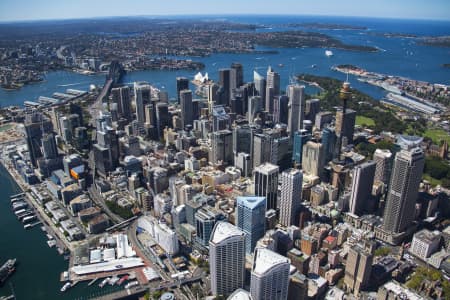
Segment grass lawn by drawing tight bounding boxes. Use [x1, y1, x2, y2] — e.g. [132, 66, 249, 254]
[355, 115, 375, 127]
[423, 174, 442, 186]
[424, 128, 450, 144]
[0, 124, 13, 132]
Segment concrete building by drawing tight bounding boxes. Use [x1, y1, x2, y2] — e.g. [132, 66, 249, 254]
[383, 148, 424, 234]
[250, 247, 290, 300]
[335, 108, 356, 145]
[410, 229, 441, 260]
[373, 149, 393, 184]
[236, 196, 266, 254]
[180, 89, 193, 129]
[287, 85, 305, 136]
[279, 169, 303, 227]
[253, 163, 279, 211]
[210, 222, 246, 297]
[348, 161, 376, 216]
[302, 141, 324, 177]
[137, 216, 179, 255]
[344, 245, 373, 296]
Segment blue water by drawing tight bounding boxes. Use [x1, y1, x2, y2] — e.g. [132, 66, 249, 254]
[0, 16, 449, 107]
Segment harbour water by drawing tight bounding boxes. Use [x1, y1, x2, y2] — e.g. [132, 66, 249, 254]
[0, 15, 449, 299]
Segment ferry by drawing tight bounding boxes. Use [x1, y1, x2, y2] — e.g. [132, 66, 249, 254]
[60, 282, 71, 292]
[325, 50, 334, 57]
[0, 259, 16, 285]
[124, 281, 139, 289]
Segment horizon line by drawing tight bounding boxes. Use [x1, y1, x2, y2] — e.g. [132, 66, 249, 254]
[1, 13, 450, 24]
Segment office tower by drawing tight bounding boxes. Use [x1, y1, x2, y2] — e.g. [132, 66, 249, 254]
[373, 149, 393, 184]
[274, 95, 289, 124]
[176, 77, 189, 104]
[212, 105, 231, 131]
[93, 113, 119, 177]
[195, 207, 222, 247]
[210, 222, 246, 297]
[314, 111, 334, 130]
[287, 85, 305, 136]
[292, 130, 311, 165]
[228, 289, 252, 300]
[344, 245, 373, 296]
[73, 127, 89, 150]
[219, 69, 232, 106]
[335, 108, 356, 145]
[305, 98, 320, 122]
[233, 124, 258, 158]
[265, 86, 274, 114]
[288, 272, 308, 300]
[111, 86, 131, 120]
[253, 133, 274, 168]
[302, 141, 325, 177]
[208, 83, 220, 112]
[250, 248, 290, 300]
[248, 96, 263, 123]
[383, 148, 424, 233]
[266, 66, 280, 97]
[348, 161, 376, 216]
[321, 127, 337, 163]
[24, 111, 53, 167]
[254, 163, 279, 211]
[134, 82, 151, 124]
[273, 136, 292, 171]
[156, 102, 169, 139]
[180, 89, 193, 129]
[41, 132, 58, 159]
[231, 62, 244, 88]
[231, 87, 245, 115]
[279, 169, 303, 227]
[253, 71, 266, 106]
[235, 152, 252, 178]
[237, 196, 266, 254]
[211, 129, 233, 165]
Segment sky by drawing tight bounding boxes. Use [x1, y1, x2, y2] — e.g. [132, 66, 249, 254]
[0, 0, 449, 22]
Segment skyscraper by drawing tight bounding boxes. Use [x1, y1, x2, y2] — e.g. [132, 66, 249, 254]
[134, 82, 151, 125]
[254, 163, 279, 211]
[195, 207, 222, 247]
[274, 95, 289, 124]
[344, 245, 373, 296]
[248, 96, 263, 124]
[211, 130, 233, 165]
[287, 85, 305, 136]
[180, 89, 193, 129]
[253, 71, 266, 107]
[236, 196, 266, 254]
[250, 248, 290, 300]
[219, 68, 232, 106]
[383, 148, 424, 234]
[24, 111, 53, 167]
[111, 86, 131, 120]
[210, 222, 246, 297]
[266, 66, 280, 96]
[156, 102, 169, 139]
[41, 132, 58, 159]
[335, 108, 356, 145]
[348, 161, 376, 216]
[292, 130, 311, 165]
[373, 149, 393, 184]
[231, 62, 244, 88]
[302, 141, 325, 177]
[321, 127, 337, 163]
[176, 77, 189, 104]
[253, 133, 274, 169]
[279, 169, 303, 227]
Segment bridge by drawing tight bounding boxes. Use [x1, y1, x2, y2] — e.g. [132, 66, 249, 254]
[91, 60, 125, 118]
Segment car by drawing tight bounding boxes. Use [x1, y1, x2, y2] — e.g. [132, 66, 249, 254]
[115, 264, 123, 269]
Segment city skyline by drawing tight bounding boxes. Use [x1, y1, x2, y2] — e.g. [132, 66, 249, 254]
[1, 0, 450, 22]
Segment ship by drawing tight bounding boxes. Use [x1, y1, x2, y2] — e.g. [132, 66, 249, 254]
[0, 259, 16, 285]
[118, 275, 129, 285]
[60, 282, 71, 292]
[325, 50, 334, 57]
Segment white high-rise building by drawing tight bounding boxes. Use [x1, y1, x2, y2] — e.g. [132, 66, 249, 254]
[373, 149, 393, 184]
[253, 163, 279, 211]
[279, 169, 303, 227]
[134, 82, 151, 125]
[302, 141, 324, 177]
[348, 161, 376, 216]
[210, 222, 246, 297]
[287, 85, 305, 136]
[250, 248, 290, 300]
[383, 147, 424, 233]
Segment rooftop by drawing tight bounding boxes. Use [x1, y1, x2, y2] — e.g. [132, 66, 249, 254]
[227, 289, 252, 300]
[254, 162, 279, 174]
[414, 229, 441, 243]
[210, 222, 245, 244]
[237, 196, 266, 209]
[253, 248, 289, 275]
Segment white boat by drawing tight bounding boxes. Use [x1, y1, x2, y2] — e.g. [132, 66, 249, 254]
[60, 282, 71, 292]
[325, 50, 334, 57]
[124, 280, 139, 289]
[99, 277, 110, 288]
